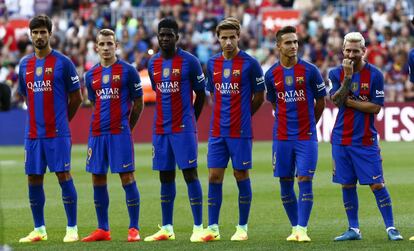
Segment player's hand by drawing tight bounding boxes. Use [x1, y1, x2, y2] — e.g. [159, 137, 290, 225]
[342, 59, 354, 77]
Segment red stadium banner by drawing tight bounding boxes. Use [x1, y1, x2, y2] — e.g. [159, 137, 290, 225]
[8, 18, 29, 40]
[260, 9, 301, 36]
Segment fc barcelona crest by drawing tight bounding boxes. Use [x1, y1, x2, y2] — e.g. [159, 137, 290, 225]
[36, 67, 43, 76]
[223, 69, 230, 78]
[172, 68, 180, 76]
[163, 68, 170, 78]
[296, 76, 304, 85]
[285, 76, 293, 86]
[45, 67, 53, 75]
[361, 82, 369, 90]
[112, 75, 120, 82]
[351, 82, 358, 92]
[233, 69, 240, 76]
[103, 75, 110, 84]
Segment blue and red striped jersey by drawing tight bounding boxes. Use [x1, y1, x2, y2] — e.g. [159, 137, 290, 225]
[265, 59, 326, 141]
[206, 50, 265, 138]
[408, 48, 414, 83]
[265, 59, 326, 140]
[328, 63, 384, 146]
[147, 48, 206, 134]
[85, 59, 142, 136]
[18, 50, 80, 139]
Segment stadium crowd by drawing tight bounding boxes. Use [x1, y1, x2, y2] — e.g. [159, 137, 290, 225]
[0, 0, 414, 109]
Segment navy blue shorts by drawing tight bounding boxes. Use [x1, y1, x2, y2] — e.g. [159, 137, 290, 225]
[24, 137, 72, 175]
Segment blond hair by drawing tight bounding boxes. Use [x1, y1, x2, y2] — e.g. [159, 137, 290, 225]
[96, 29, 116, 42]
[343, 32, 365, 48]
[216, 17, 241, 37]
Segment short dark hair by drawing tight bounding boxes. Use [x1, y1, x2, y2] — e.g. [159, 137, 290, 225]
[29, 15, 52, 33]
[276, 26, 296, 44]
[158, 17, 178, 35]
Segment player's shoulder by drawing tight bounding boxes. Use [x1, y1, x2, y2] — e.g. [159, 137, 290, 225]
[264, 61, 281, 78]
[409, 48, 414, 57]
[51, 50, 73, 64]
[85, 62, 101, 77]
[298, 58, 319, 72]
[148, 52, 162, 67]
[117, 59, 136, 71]
[177, 48, 198, 62]
[19, 53, 35, 66]
[238, 50, 259, 64]
[328, 65, 342, 78]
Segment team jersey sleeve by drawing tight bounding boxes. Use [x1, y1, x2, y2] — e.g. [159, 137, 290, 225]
[264, 69, 276, 103]
[328, 69, 340, 97]
[188, 55, 206, 91]
[147, 58, 156, 91]
[64, 58, 81, 92]
[85, 71, 95, 103]
[370, 70, 385, 106]
[127, 65, 143, 99]
[408, 50, 414, 83]
[249, 58, 265, 92]
[310, 65, 327, 98]
[206, 59, 214, 93]
[18, 60, 27, 96]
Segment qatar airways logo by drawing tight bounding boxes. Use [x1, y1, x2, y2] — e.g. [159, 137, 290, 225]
[215, 82, 240, 95]
[27, 80, 52, 92]
[277, 89, 306, 103]
[96, 88, 120, 100]
[156, 81, 180, 93]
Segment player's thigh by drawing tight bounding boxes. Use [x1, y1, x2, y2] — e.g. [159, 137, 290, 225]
[273, 140, 295, 178]
[152, 134, 176, 171]
[332, 144, 357, 184]
[108, 134, 135, 173]
[295, 140, 318, 177]
[226, 137, 252, 170]
[24, 138, 47, 175]
[170, 132, 198, 170]
[349, 145, 383, 185]
[43, 137, 71, 173]
[207, 136, 230, 168]
[86, 135, 109, 174]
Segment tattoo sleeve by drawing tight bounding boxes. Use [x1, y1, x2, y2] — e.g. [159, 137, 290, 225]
[333, 76, 352, 106]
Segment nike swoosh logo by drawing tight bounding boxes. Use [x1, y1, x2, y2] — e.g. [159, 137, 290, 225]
[308, 170, 315, 173]
[123, 163, 132, 168]
[243, 161, 250, 165]
[372, 175, 382, 180]
[26, 71, 33, 75]
[189, 159, 196, 164]
[275, 81, 282, 86]
[213, 72, 220, 75]
[153, 72, 160, 76]
[379, 198, 387, 203]
[93, 79, 99, 84]
[303, 193, 313, 196]
[64, 163, 70, 167]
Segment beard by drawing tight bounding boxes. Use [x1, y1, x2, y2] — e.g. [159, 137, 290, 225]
[34, 40, 48, 50]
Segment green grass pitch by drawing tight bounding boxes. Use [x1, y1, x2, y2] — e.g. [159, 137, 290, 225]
[1, 142, 413, 250]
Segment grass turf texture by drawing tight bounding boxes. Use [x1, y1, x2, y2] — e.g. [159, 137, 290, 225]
[1, 142, 413, 250]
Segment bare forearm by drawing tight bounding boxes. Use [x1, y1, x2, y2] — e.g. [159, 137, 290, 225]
[314, 98, 325, 123]
[193, 90, 205, 121]
[332, 76, 352, 107]
[129, 98, 144, 130]
[345, 98, 381, 114]
[251, 91, 264, 115]
[68, 90, 82, 121]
